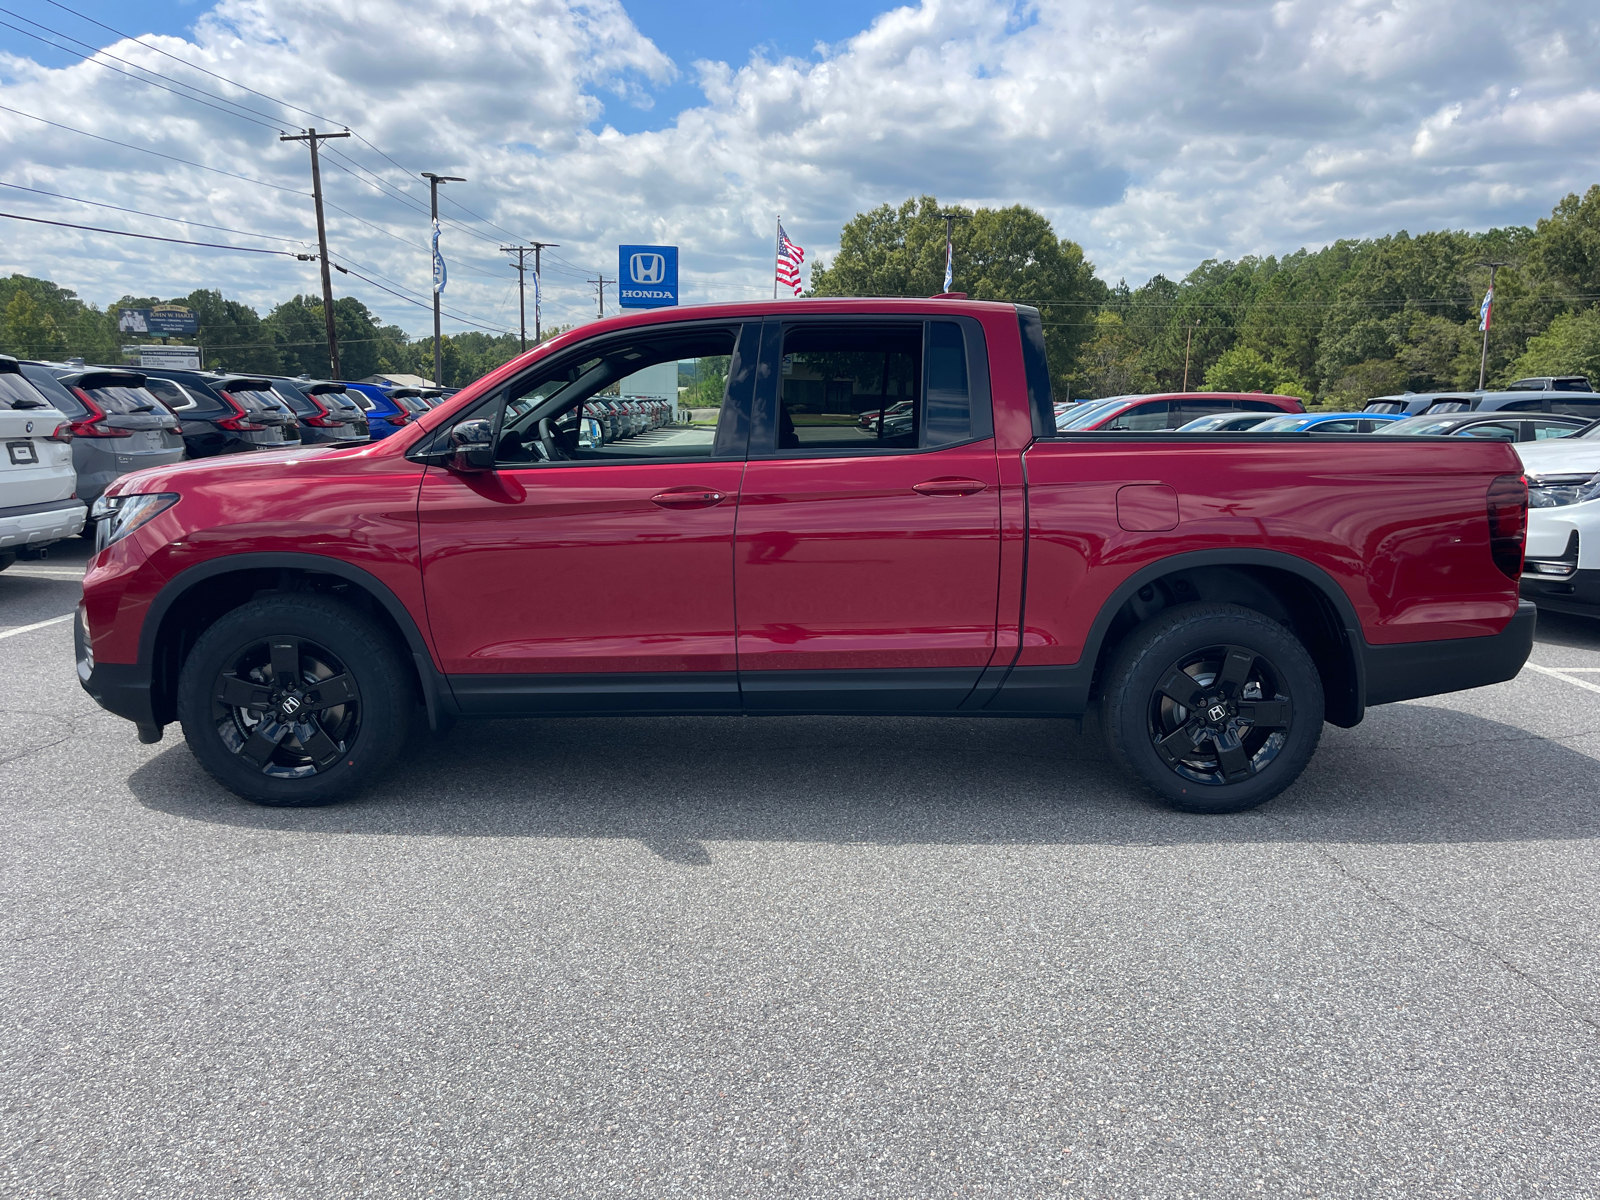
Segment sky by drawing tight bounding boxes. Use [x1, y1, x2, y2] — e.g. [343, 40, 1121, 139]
[0, 0, 1597, 342]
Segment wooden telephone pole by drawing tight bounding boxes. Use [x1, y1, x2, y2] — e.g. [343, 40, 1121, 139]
[280, 128, 351, 378]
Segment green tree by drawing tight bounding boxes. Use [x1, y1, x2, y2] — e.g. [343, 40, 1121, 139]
[1, 290, 68, 359]
[1069, 312, 1155, 398]
[1507, 308, 1600, 385]
[180, 289, 280, 375]
[809, 195, 1107, 393]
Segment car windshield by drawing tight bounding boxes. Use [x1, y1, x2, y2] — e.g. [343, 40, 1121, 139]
[1252, 415, 1311, 432]
[1380, 418, 1459, 436]
[1058, 399, 1129, 430]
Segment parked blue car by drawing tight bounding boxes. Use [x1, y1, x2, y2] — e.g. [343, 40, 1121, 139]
[341, 383, 420, 440]
[1252, 411, 1404, 433]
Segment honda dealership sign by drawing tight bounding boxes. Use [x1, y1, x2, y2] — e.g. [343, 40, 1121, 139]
[618, 244, 678, 308]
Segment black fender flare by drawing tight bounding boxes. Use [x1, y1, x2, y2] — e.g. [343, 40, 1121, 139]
[138, 551, 452, 723]
[980, 547, 1368, 723]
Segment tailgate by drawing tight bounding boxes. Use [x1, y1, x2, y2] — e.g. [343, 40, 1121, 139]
[0, 407, 74, 509]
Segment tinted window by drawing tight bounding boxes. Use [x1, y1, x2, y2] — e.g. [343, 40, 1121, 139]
[1177, 398, 1235, 419]
[925, 321, 974, 446]
[1427, 401, 1471, 413]
[1365, 401, 1407, 413]
[223, 385, 278, 413]
[1549, 398, 1600, 417]
[1314, 420, 1358, 433]
[1017, 306, 1053, 436]
[2, 366, 65, 413]
[81, 385, 160, 415]
[1238, 399, 1289, 413]
[272, 384, 318, 415]
[17, 363, 86, 417]
[1499, 399, 1542, 412]
[143, 377, 212, 412]
[1104, 401, 1170, 431]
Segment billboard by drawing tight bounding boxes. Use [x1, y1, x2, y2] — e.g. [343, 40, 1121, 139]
[135, 345, 201, 369]
[118, 304, 198, 335]
[618, 244, 678, 308]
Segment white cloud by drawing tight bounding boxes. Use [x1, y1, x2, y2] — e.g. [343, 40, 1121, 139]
[0, 0, 1596, 338]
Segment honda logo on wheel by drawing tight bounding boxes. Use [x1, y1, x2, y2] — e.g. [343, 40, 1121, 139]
[617, 244, 678, 308]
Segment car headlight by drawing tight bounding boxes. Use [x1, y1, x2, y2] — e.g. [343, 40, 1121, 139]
[1526, 473, 1600, 508]
[92, 492, 179, 551]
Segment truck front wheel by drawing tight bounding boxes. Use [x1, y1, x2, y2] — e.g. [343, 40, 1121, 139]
[1100, 602, 1324, 814]
[176, 595, 411, 806]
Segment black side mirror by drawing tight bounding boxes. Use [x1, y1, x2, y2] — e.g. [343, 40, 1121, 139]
[448, 418, 496, 473]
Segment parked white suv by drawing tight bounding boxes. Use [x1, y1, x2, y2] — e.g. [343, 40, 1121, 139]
[1515, 420, 1600, 617]
[0, 355, 85, 570]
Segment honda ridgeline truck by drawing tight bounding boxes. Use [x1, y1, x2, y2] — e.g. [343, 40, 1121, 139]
[77, 300, 1535, 814]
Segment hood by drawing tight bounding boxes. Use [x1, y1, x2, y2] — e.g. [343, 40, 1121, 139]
[103, 441, 367, 496]
[1515, 438, 1600, 477]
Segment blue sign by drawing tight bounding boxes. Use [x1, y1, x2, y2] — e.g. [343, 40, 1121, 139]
[618, 244, 678, 308]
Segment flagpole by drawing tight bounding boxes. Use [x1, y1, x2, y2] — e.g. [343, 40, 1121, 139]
[1477, 260, 1506, 390]
[774, 215, 780, 300]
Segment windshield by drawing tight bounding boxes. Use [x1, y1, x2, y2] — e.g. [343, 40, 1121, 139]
[1380, 417, 1458, 436]
[1057, 399, 1128, 430]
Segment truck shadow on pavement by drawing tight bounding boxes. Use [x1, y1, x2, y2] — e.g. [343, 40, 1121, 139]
[127, 698, 1600, 861]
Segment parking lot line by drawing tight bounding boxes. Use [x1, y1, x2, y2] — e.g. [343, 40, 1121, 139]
[1523, 662, 1600, 695]
[0, 613, 73, 640]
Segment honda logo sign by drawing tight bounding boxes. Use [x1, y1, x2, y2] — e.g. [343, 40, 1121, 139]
[617, 244, 678, 308]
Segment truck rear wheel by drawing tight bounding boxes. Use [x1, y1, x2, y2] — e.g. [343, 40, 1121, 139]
[1099, 602, 1324, 814]
[176, 595, 411, 807]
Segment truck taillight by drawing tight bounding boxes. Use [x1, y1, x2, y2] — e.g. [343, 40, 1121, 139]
[1487, 474, 1528, 581]
[68, 388, 132, 439]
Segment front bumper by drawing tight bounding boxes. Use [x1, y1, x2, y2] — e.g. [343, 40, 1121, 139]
[75, 604, 161, 737]
[1363, 600, 1537, 707]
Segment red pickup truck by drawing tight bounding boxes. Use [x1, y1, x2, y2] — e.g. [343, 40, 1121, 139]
[77, 299, 1534, 814]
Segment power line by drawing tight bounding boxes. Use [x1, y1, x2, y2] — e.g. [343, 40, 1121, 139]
[0, 102, 309, 197]
[0, 210, 311, 256]
[331, 261, 515, 335]
[0, 180, 310, 246]
[0, 8, 295, 133]
[39, 0, 336, 127]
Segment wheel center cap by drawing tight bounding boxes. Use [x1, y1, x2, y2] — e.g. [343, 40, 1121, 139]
[1205, 701, 1230, 725]
[279, 693, 304, 718]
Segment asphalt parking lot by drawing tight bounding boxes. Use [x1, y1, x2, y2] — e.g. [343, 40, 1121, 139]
[3, 542, 1598, 1198]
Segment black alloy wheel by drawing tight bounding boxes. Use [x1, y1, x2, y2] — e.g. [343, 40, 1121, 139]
[212, 636, 361, 777]
[1148, 643, 1292, 786]
[1100, 602, 1324, 813]
[177, 595, 411, 806]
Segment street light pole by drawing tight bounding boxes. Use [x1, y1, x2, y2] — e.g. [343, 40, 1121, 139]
[422, 171, 465, 386]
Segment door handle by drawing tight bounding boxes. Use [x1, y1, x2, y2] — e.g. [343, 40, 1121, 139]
[650, 487, 731, 509]
[912, 478, 987, 497]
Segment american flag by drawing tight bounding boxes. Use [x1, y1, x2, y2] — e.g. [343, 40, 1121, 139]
[776, 223, 805, 296]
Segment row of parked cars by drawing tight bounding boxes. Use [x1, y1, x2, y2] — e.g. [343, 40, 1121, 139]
[0, 357, 458, 568]
[1053, 375, 1600, 443]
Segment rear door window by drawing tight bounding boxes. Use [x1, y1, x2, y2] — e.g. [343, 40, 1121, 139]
[1530, 419, 1580, 440]
[1238, 399, 1289, 413]
[1548, 398, 1600, 417]
[1315, 420, 1358, 433]
[1458, 422, 1518, 440]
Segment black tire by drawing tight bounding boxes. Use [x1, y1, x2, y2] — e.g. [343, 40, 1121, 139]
[1099, 602, 1324, 814]
[176, 595, 411, 806]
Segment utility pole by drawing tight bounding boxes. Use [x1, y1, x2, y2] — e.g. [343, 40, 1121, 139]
[422, 171, 465, 386]
[501, 241, 559, 350]
[937, 210, 970, 293]
[1477, 260, 1509, 391]
[1182, 322, 1196, 391]
[589, 276, 612, 319]
[280, 128, 351, 378]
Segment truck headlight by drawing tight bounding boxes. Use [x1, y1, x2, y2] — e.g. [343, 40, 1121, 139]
[1527, 473, 1600, 508]
[92, 492, 179, 551]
